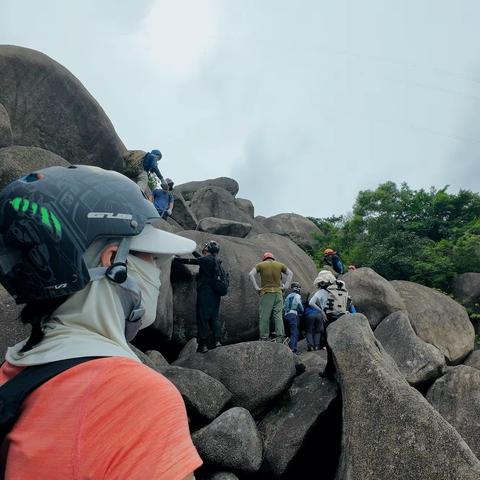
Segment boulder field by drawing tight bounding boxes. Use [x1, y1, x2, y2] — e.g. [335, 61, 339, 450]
[1, 45, 479, 479]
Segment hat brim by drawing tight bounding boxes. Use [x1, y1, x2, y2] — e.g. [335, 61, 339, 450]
[130, 224, 195, 255]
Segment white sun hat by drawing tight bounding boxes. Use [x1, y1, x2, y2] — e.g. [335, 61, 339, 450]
[130, 224, 195, 255]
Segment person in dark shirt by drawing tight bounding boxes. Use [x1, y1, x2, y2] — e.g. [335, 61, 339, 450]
[174, 240, 223, 353]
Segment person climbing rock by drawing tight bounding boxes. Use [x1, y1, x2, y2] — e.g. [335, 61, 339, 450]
[283, 282, 304, 353]
[0, 165, 201, 479]
[152, 177, 174, 218]
[174, 240, 224, 353]
[309, 270, 355, 377]
[143, 149, 167, 186]
[249, 252, 293, 342]
[323, 248, 346, 276]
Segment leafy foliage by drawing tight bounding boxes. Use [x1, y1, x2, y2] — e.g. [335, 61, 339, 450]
[310, 182, 480, 291]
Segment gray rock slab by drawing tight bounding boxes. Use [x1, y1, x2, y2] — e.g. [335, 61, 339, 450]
[171, 190, 198, 230]
[257, 213, 321, 252]
[392, 280, 475, 363]
[464, 350, 480, 370]
[328, 313, 480, 480]
[0, 285, 28, 360]
[259, 372, 338, 475]
[427, 365, 480, 459]
[341, 267, 406, 329]
[374, 311, 446, 385]
[176, 177, 239, 201]
[163, 366, 232, 422]
[174, 341, 296, 412]
[192, 407, 263, 473]
[145, 350, 169, 371]
[0, 46, 125, 170]
[235, 198, 254, 218]
[297, 349, 328, 375]
[0, 146, 70, 190]
[452, 272, 480, 309]
[0, 103, 12, 147]
[197, 217, 252, 238]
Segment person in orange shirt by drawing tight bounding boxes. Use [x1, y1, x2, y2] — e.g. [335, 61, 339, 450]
[0, 166, 202, 479]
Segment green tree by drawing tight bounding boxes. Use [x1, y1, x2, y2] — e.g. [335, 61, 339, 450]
[310, 182, 480, 292]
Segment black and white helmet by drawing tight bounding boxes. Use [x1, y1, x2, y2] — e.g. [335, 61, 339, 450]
[0, 165, 194, 303]
[291, 282, 301, 293]
[202, 240, 220, 254]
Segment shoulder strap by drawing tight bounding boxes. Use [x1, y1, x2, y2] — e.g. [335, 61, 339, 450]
[0, 356, 101, 448]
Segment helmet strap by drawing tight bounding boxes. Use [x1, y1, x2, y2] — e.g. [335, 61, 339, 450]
[105, 237, 131, 284]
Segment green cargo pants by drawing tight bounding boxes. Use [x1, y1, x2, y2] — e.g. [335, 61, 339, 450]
[259, 292, 285, 340]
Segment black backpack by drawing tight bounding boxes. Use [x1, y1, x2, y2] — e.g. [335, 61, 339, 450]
[212, 259, 229, 296]
[0, 356, 100, 465]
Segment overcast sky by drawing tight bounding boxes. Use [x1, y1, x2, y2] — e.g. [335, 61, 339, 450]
[1, 0, 480, 218]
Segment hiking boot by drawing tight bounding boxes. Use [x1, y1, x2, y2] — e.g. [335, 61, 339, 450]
[307, 345, 314, 352]
[213, 341, 222, 348]
[197, 345, 208, 354]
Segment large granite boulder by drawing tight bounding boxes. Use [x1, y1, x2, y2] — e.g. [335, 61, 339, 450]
[144, 350, 169, 371]
[0, 46, 125, 170]
[0, 103, 12, 147]
[342, 267, 406, 329]
[171, 231, 317, 345]
[176, 177, 239, 201]
[297, 349, 328, 375]
[197, 217, 252, 238]
[392, 280, 475, 363]
[0, 146, 70, 189]
[427, 366, 480, 459]
[171, 190, 198, 230]
[328, 313, 480, 480]
[259, 373, 338, 476]
[257, 213, 321, 252]
[192, 407, 263, 473]
[162, 366, 232, 422]
[235, 198, 254, 218]
[452, 272, 480, 308]
[0, 285, 29, 360]
[174, 341, 296, 413]
[374, 311, 446, 386]
[189, 187, 267, 235]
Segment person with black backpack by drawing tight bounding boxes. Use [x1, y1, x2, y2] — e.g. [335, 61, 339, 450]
[309, 270, 356, 377]
[174, 240, 228, 353]
[0, 166, 202, 479]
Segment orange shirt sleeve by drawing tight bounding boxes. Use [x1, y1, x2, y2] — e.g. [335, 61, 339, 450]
[77, 360, 202, 480]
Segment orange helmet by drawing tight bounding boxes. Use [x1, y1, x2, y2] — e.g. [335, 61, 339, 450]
[324, 248, 336, 255]
[262, 252, 275, 261]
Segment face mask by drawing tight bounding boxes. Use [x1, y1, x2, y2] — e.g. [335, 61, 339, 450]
[127, 254, 161, 330]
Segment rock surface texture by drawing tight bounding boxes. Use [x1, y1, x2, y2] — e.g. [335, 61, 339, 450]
[452, 272, 480, 308]
[341, 267, 406, 329]
[162, 366, 232, 422]
[176, 177, 240, 201]
[0, 146, 70, 189]
[257, 213, 321, 252]
[392, 280, 475, 363]
[174, 341, 296, 413]
[464, 350, 480, 370]
[328, 313, 480, 480]
[427, 365, 480, 459]
[374, 311, 445, 385]
[0, 103, 12, 147]
[192, 407, 263, 473]
[197, 217, 252, 238]
[259, 372, 338, 476]
[0, 286, 28, 361]
[0, 45, 125, 170]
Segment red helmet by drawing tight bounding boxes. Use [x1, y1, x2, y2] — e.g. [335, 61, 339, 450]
[262, 252, 275, 261]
